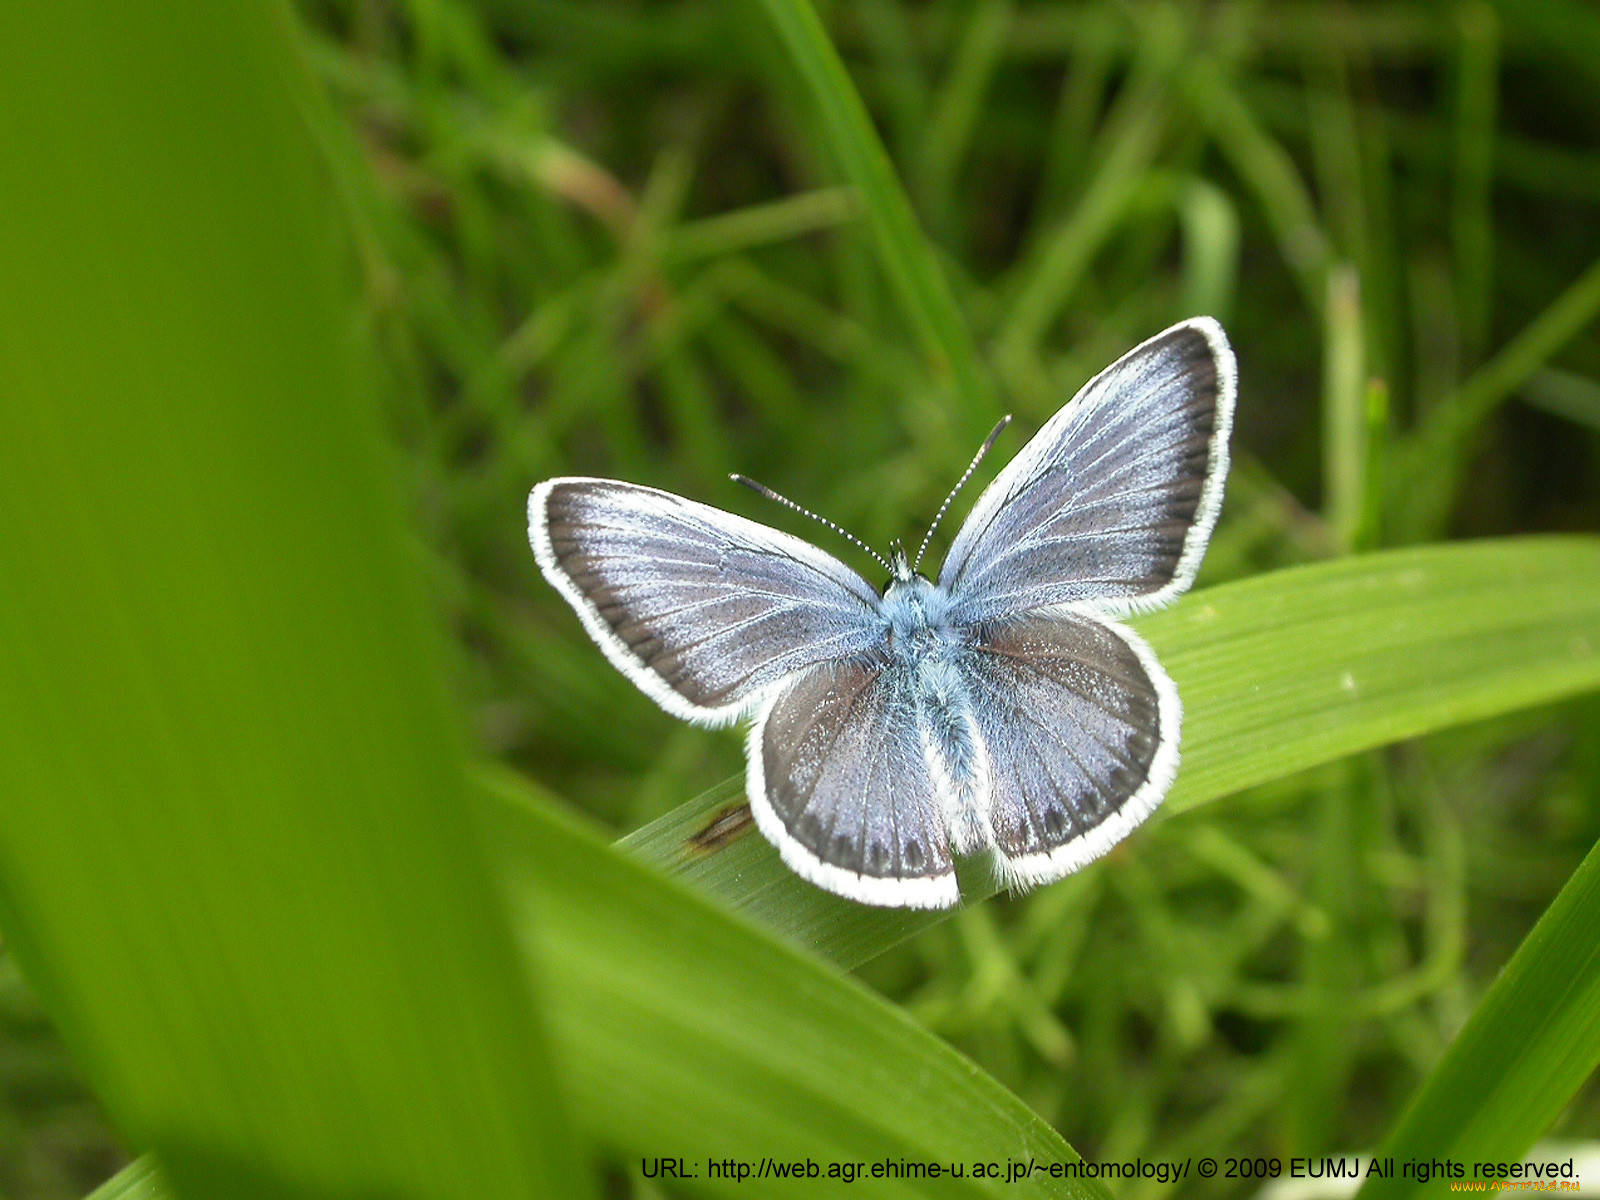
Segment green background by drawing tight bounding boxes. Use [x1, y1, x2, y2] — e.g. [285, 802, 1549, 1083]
[2, 1, 1600, 1198]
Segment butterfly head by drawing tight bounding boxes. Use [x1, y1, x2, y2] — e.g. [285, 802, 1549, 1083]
[886, 539, 916, 587]
[882, 539, 947, 623]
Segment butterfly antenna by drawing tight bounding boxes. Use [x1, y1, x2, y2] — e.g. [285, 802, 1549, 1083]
[913, 415, 1012, 572]
[730, 474, 892, 573]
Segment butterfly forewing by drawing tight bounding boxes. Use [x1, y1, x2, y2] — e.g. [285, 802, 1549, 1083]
[939, 318, 1235, 625]
[750, 662, 959, 909]
[531, 478, 883, 725]
[962, 614, 1179, 887]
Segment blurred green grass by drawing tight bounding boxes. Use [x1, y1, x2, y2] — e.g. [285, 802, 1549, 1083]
[7, 0, 1600, 1194]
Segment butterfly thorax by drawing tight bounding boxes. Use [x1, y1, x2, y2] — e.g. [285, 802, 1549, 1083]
[880, 575, 960, 664]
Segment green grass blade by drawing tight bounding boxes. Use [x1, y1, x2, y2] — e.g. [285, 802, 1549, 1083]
[1358, 832, 1600, 1200]
[85, 1159, 167, 1200]
[1305, 38, 1368, 271]
[1396, 251, 1600, 540]
[919, 0, 1014, 239]
[1184, 56, 1330, 315]
[1522, 366, 1600, 432]
[756, 0, 994, 420]
[1322, 264, 1368, 551]
[997, 88, 1167, 393]
[1452, 2, 1500, 363]
[1033, 9, 1122, 225]
[853, 0, 931, 177]
[0, 5, 580, 1197]
[625, 538, 1600, 968]
[664, 187, 860, 263]
[1178, 178, 1241, 322]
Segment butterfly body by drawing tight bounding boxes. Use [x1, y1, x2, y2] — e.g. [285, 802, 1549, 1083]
[531, 318, 1236, 908]
[870, 574, 990, 846]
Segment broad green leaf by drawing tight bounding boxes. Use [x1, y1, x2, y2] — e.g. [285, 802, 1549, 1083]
[1357, 832, 1600, 1200]
[0, 5, 579, 1198]
[625, 538, 1600, 968]
[91, 771, 1117, 1200]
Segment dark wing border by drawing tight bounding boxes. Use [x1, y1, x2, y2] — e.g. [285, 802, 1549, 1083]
[1149, 317, 1236, 611]
[744, 671, 961, 910]
[529, 477, 880, 728]
[981, 616, 1182, 889]
[941, 316, 1236, 620]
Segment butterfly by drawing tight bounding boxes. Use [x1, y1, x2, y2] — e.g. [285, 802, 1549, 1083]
[529, 318, 1235, 909]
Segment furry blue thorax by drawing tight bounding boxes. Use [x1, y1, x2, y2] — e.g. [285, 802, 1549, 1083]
[879, 572, 958, 659]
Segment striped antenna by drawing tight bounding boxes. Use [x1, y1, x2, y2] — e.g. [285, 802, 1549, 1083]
[913, 415, 1012, 573]
[730, 474, 891, 574]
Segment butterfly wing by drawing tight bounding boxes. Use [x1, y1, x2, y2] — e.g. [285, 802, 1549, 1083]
[749, 662, 959, 909]
[960, 613, 1178, 887]
[939, 318, 1235, 625]
[530, 478, 884, 726]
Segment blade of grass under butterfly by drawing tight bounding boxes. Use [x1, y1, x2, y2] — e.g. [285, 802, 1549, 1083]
[625, 538, 1600, 969]
[1357, 830, 1600, 1200]
[477, 770, 1112, 1200]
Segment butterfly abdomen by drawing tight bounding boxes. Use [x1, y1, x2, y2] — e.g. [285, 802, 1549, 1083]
[915, 656, 991, 855]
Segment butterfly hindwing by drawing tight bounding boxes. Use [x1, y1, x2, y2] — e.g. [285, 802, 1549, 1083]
[750, 661, 959, 909]
[530, 478, 884, 726]
[960, 613, 1178, 887]
[939, 318, 1235, 625]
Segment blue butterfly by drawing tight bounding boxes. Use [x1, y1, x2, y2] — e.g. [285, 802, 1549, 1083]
[530, 318, 1236, 908]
